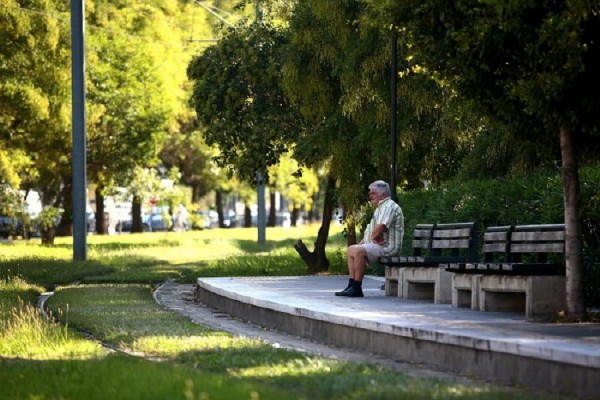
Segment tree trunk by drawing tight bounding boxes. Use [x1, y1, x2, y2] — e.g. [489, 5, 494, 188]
[560, 126, 585, 319]
[307, 193, 316, 223]
[216, 189, 225, 228]
[56, 178, 73, 236]
[41, 227, 56, 245]
[167, 200, 175, 232]
[291, 207, 299, 227]
[131, 195, 144, 233]
[294, 175, 335, 274]
[244, 204, 252, 227]
[268, 190, 276, 227]
[191, 183, 201, 203]
[346, 219, 357, 246]
[95, 188, 108, 235]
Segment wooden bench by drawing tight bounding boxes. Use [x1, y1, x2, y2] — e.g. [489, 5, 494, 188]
[381, 223, 434, 298]
[381, 222, 478, 303]
[446, 225, 513, 309]
[448, 224, 566, 319]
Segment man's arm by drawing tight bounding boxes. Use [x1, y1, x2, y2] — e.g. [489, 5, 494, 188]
[370, 223, 387, 244]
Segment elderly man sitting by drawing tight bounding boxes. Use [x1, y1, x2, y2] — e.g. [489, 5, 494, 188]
[335, 180, 404, 298]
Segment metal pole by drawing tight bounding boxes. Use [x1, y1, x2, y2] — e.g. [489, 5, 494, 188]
[390, 29, 398, 202]
[256, 171, 266, 245]
[255, 0, 262, 22]
[255, 0, 266, 245]
[71, 0, 87, 260]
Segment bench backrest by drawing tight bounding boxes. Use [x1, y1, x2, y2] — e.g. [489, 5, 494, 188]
[509, 224, 565, 263]
[411, 224, 435, 256]
[481, 225, 513, 263]
[431, 222, 478, 262]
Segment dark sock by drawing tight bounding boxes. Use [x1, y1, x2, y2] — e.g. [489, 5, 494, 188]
[353, 280, 362, 289]
[348, 278, 355, 287]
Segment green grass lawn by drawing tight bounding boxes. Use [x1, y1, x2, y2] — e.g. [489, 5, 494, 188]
[0, 225, 563, 399]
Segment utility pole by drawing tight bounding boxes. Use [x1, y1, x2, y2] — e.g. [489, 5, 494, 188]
[390, 29, 398, 202]
[71, 0, 87, 260]
[255, 0, 266, 245]
[255, 0, 263, 21]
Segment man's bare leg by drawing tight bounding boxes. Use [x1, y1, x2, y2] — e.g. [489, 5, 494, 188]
[335, 245, 366, 297]
[347, 245, 368, 281]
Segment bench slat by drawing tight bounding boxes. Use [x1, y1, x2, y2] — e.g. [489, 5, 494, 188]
[432, 239, 471, 249]
[512, 231, 565, 241]
[412, 239, 431, 248]
[433, 228, 472, 238]
[413, 230, 434, 238]
[483, 231, 510, 241]
[482, 242, 509, 253]
[513, 223, 565, 230]
[511, 243, 564, 253]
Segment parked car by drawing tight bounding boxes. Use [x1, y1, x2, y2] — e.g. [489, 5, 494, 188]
[144, 206, 170, 232]
[192, 210, 219, 230]
[276, 212, 292, 228]
[0, 216, 18, 238]
[0, 215, 41, 238]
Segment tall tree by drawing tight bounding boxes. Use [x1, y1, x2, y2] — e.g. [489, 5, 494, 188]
[86, 0, 203, 233]
[0, 0, 71, 215]
[281, 1, 473, 266]
[282, 1, 379, 263]
[86, 29, 169, 233]
[381, 0, 600, 318]
[268, 153, 318, 226]
[187, 19, 302, 183]
[160, 128, 218, 203]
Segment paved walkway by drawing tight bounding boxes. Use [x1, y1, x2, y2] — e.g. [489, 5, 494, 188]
[193, 275, 600, 347]
[154, 279, 509, 384]
[154, 279, 476, 381]
[185, 275, 600, 398]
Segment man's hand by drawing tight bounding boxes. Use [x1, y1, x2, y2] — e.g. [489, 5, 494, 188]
[372, 234, 385, 245]
[371, 223, 387, 244]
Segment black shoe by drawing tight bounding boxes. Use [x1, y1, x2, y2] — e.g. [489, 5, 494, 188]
[336, 286, 364, 297]
[335, 286, 351, 296]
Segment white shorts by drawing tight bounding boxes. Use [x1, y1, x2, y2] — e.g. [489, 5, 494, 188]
[361, 243, 386, 265]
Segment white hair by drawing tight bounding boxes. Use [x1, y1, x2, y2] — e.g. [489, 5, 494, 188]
[368, 180, 390, 197]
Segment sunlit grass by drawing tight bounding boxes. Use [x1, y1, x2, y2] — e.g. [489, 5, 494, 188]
[47, 284, 260, 355]
[44, 283, 558, 400]
[0, 223, 347, 286]
[0, 275, 43, 308]
[0, 277, 104, 360]
[1, 354, 287, 400]
[0, 225, 563, 399]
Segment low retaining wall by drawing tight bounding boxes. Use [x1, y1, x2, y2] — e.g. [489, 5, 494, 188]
[196, 282, 598, 398]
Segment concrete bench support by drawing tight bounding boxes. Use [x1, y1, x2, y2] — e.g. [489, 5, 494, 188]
[384, 266, 403, 297]
[382, 222, 478, 302]
[478, 275, 566, 319]
[451, 273, 482, 310]
[402, 266, 453, 304]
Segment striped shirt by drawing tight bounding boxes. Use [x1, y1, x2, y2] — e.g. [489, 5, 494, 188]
[363, 197, 404, 256]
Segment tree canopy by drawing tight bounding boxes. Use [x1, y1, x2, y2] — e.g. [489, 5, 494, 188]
[374, 0, 600, 318]
[187, 19, 302, 183]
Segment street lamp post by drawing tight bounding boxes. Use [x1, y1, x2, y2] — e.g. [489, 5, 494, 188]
[71, 0, 87, 260]
[390, 29, 398, 202]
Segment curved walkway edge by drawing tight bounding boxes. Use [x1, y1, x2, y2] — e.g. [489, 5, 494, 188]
[153, 279, 484, 383]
